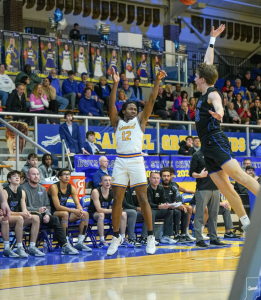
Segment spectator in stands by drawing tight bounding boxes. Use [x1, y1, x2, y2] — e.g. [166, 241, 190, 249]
[78, 72, 88, 95]
[21, 153, 39, 177]
[147, 171, 176, 245]
[0, 64, 15, 109]
[89, 175, 129, 249]
[223, 97, 233, 124]
[233, 93, 243, 111]
[118, 80, 136, 103]
[78, 87, 104, 126]
[172, 83, 181, 99]
[21, 168, 79, 255]
[19, 76, 30, 108]
[241, 71, 256, 97]
[242, 158, 252, 172]
[69, 23, 80, 40]
[228, 102, 241, 124]
[153, 86, 175, 120]
[173, 91, 188, 112]
[193, 136, 201, 152]
[15, 64, 41, 97]
[93, 156, 112, 188]
[163, 84, 173, 102]
[178, 136, 195, 156]
[42, 77, 59, 116]
[188, 97, 196, 121]
[189, 149, 227, 248]
[2, 170, 45, 258]
[20, 171, 26, 185]
[94, 76, 111, 110]
[237, 100, 251, 124]
[59, 111, 88, 155]
[118, 72, 127, 88]
[250, 97, 261, 124]
[227, 90, 235, 102]
[115, 90, 126, 112]
[48, 69, 69, 113]
[172, 101, 191, 130]
[221, 79, 231, 93]
[234, 165, 258, 194]
[234, 78, 252, 101]
[6, 83, 27, 120]
[83, 130, 102, 154]
[38, 153, 53, 182]
[62, 70, 81, 110]
[254, 76, 261, 97]
[132, 78, 146, 108]
[251, 63, 261, 80]
[48, 168, 92, 252]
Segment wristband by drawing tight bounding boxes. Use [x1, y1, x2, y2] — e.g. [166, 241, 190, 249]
[209, 36, 216, 47]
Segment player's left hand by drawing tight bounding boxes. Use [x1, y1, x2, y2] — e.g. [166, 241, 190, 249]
[211, 24, 226, 38]
[156, 70, 167, 80]
[208, 110, 222, 121]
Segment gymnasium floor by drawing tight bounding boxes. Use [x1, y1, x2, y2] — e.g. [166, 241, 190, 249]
[0, 230, 243, 300]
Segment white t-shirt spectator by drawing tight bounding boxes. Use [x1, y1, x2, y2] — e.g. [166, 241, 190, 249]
[0, 74, 15, 93]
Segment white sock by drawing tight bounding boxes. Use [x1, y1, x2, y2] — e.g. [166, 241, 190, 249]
[121, 234, 125, 239]
[78, 234, 85, 243]
[30, 242, 35, 248]
[240, 215, 250, 227]
[186, 227, 189, 234]
[100, 236, 105, 241]
[4, 241, 9, 250]
[17, 243, 23, 248]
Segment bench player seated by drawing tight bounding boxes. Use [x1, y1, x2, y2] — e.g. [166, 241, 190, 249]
[1, 171, 44, 258]
[48, 168, 92, 252]
[89, 175, 129, 249]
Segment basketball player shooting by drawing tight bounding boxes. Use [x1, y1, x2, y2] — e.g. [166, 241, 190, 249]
[194, 24, 260, 233]
[107, 68, 167, 256]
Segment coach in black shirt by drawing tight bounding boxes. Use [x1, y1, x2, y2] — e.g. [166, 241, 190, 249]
[190, 150, 227, 248]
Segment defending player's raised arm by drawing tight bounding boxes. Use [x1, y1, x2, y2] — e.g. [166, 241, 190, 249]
[139, 70, 167, 124]
[204, 24, 226, 65]
[109, 68, 120, 129]
[208, 92, 224, 121]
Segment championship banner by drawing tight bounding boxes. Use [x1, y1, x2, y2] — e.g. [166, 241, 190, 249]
[3, 31, 20, 73]
[21, 34, 39, 74]
[39, 36, 58, 76]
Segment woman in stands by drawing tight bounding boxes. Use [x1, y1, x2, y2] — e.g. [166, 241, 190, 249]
[237, 100, 251, 124]
[221, 79, 231, 93]
[188, 97, 197, 121]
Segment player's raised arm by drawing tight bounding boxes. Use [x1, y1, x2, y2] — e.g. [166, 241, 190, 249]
[109, 68, 120, 129]
[139, 70, 167, 125]
[208, 92, 224, 121]
[204, 24, 226, 65]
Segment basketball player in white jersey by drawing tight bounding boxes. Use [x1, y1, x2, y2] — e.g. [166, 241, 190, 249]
[107, 68, 167, 256]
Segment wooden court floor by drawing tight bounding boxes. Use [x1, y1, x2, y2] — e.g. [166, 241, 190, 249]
[0, 230, 243, 300]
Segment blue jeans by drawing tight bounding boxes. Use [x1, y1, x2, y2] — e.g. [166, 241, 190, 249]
[0, 91, 8, 120]
[56, 95, 69, 113]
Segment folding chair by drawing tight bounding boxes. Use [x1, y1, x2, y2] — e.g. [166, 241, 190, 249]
[181, 193, 195, 236]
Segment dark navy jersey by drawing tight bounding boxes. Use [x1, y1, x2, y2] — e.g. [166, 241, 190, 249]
[88, 187, 113, 214]
[5, 186, 22, 212]
[50, 182, 72, 211]
[195, 87, 224, 142]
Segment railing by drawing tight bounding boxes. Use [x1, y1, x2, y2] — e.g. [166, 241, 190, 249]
[0, 111, 256, 157]
[61, 139, 74, 171]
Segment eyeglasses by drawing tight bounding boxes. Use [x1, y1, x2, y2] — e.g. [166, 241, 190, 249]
[61, 173, 71, 176]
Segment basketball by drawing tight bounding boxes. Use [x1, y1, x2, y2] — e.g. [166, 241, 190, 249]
[127, 65, 132, 72]
[107, 68, 111, 75]
[23, 51, 28, 59]
[74, 51, 77, 59]
[90, 47, 95, 55]
[137, 69, 141, 76]
[40, 42, 44, 50]
[57, 40, 61, 46]
[179, 0, 197, 5]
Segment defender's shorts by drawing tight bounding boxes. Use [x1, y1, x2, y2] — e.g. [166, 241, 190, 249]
[201, 132, 235, 174]
[111, 154, 147, 188]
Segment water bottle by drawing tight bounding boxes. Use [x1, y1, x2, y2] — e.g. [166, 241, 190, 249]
[43, 241, 48, 253]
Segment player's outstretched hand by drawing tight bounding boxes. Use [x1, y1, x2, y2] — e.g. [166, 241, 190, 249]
[156, 70, 167, 80]
[211, 24, 226, 38]
[112, 68, 120, 84]
[209, 110, 223, 121]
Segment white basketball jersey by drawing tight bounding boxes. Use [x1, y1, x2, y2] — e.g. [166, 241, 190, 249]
[115, 116, 143, 154]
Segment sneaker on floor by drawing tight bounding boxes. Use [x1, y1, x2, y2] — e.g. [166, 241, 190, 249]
[160, 235, 177, 245]
[128, 239, 142, 247]
[17, 247, 29, 258]
[185, 234, 195, 243]
[75, 242, 92, 252]
[210, 239, 228, 247]
[176, 235, 187, 244]
[202, 234, 210, 241]
[3, 248, 19, 258]
[138, 237, 147, 246]
[154, 239, 159, 246]
[146, 235, 156, 255]
[196, 240, 209, 248]
[98, 240, 109, 250]
[27, 246, 45, 257]
[186, 233, 196, 241]
[120, 238, 135, 248]
[224, 232, 241, 239]
[61, 243, 79, 255]
[107, 236, 123, 256]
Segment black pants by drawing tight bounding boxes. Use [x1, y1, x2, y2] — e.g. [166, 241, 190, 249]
[152, 209, 173, 236]
[173, 209, 188, 235]
[38, 214, 67, 247]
